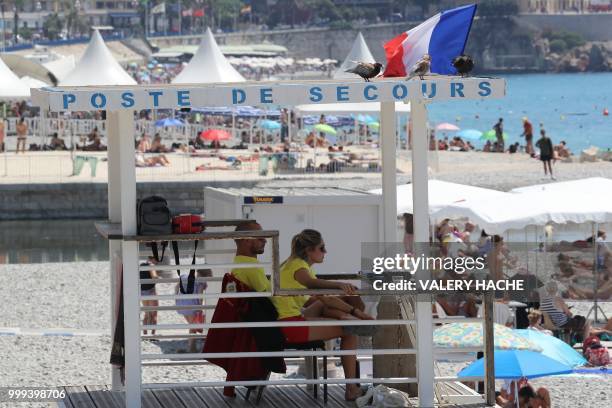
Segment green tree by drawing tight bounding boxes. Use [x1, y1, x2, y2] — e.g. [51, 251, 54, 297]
[43, 13, 63, 40]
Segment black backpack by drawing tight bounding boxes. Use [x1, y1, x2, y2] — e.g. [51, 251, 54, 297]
[137, 196, 172, 235]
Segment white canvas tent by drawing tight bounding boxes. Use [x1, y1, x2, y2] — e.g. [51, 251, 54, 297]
[0, 56, 31, 99]
[334, 32, 375, 80]
[368, 180, 509, 216]
[430, 182, 612, 234]
[60, 30, 136, 86]
[44, 55, 77, 82]
[511, 177, 612, 195]
[172, 27, 245, 84]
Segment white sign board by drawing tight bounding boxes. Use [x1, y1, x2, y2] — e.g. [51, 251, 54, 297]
[31, 77, 505, 112]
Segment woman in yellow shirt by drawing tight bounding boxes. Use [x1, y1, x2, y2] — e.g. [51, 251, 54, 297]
[277, 229, 372, 401]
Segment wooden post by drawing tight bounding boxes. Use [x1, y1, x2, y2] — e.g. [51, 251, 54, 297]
[115, 110, 141, 408]
[483, 291, 495, 407]
[411, 99, 434, 406]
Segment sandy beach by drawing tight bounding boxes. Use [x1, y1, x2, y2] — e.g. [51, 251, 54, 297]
[1, 149, 611, 191]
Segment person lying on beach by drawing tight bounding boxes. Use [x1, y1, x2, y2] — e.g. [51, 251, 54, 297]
[230, 223, 368, 401]
[497, 381, 551, 408]
[135, 153, 170, 167]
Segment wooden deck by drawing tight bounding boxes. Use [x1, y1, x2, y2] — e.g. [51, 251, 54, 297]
[58, 384, 494, 408]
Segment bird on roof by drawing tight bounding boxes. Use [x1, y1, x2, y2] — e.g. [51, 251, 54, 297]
[407, 54, 431, 80]
[345, 61, 383, 82]
[452, 54, 474, 77]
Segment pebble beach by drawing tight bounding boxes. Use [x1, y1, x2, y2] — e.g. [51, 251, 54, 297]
[1, 259, 611, 407]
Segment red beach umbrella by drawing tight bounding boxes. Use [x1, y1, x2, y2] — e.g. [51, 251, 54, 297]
[200, 129, 232, 141]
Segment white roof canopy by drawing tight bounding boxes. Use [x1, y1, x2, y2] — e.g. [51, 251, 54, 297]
[510, 177, 612, 195]
[334, 32, 375, 80]
[430, 178, 612, 233]
[172, 27, 245, 84]
[60, 30, 136, 86]
[0, 56, 31, 99]
[368, 180, 509, 216]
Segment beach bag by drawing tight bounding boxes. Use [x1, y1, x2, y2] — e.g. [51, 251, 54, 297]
[172, 214, 204, 234]
[138, 196, 172, 235]
[586, 344, 610, 366]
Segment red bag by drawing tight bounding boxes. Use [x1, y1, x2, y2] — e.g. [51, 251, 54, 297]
[172, 214, 204, 234]
[586, 345, 610, 366]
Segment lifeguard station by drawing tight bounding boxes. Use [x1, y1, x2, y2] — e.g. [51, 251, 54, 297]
[32, 75, 505, 407]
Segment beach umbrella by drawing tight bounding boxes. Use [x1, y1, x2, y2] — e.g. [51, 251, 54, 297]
[514, 329, 587, 368]
[368, 122, 380, 130]
[482, 129, 508, 141]
[314, 123, 337, 135]
[457, 129, 483, 140]
[458, 349, 572, 380]
[259, 119, 281, 130]
[200, 129, 232, 141]
[436, 122, 460, 131]
[434, 322, 541, 351]
[155, 118, 185, 127]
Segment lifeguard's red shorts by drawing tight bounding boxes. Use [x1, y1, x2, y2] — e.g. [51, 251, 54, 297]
[279, 316, 310, 343]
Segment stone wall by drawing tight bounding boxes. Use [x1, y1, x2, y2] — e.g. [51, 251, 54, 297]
[517, 13, 612, 42]
[0, 181, 258, 221]
[151, 23, 413, 62]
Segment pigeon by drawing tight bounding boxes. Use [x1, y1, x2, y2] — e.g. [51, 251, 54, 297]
[452, 54, 474, 77]
[407, 54, 431, 80]
[345, 61, 383, 82]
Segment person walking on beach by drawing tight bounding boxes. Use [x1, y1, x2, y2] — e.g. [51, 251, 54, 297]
[0, 117, 5, 152]
[15, 117, 28, 153]
[521, 117, 534, 155]
[493, 118, 504, 152]
[536, 129, 554, 179]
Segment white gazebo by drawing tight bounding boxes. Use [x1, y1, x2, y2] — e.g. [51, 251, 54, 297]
[172, 27, 246, 84]
[60, 30, 137, 86]
[32, 75, 505, 407]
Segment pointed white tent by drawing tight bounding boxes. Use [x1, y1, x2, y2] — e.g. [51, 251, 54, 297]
[44, 55, 76, 82]
[334, 32, 376, 80]
[60, 30, 136, 86]
[172, 27, 245, 84]
[0, 56, 31, 99]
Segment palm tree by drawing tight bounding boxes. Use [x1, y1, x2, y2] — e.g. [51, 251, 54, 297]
[12, 0, 25, 42]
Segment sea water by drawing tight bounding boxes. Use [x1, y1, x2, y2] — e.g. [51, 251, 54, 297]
[428, 72, 612, 153]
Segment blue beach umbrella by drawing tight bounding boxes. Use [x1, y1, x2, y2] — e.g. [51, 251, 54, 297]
[458, 350, 573, 380]
[514, 329, 587, 368]
[259, 119, 281, 130]
[155, 118, 185, 127]
[456, 129, 483, 140]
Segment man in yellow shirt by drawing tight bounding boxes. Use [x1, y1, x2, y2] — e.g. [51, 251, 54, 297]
[230, 222, 270, 292]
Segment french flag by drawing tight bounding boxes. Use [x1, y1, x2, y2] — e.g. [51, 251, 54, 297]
[384, 4, 477, 77]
